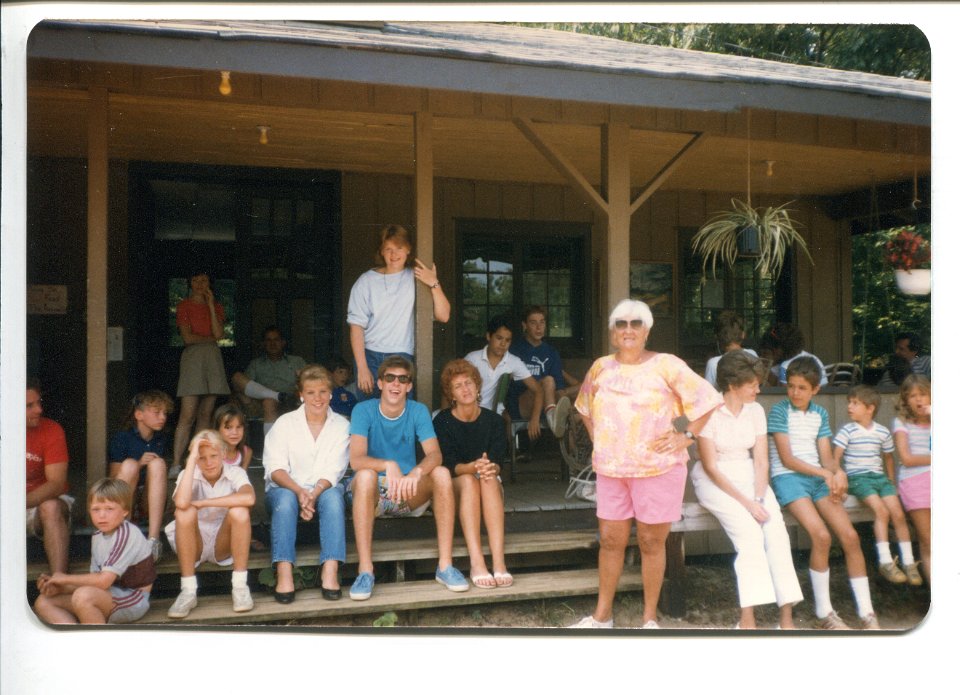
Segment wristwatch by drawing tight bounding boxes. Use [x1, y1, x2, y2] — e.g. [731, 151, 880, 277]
[430, 281, 440, 289]
[682, 430, 695, 440]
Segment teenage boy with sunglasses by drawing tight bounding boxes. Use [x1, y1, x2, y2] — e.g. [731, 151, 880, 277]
[347, 355, 469, 599]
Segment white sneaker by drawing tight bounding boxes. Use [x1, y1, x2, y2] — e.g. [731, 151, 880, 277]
[167, 590, 197, 619]
[167, 464, 182, 480]
[569, 615, 613, 628]
[641, 620, 661, 629]
[232, 585, 254, 613]
[545, 407, 557, 433]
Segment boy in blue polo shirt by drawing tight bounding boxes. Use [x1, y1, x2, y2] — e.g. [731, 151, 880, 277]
[768, 356, 879, 630]
[832, 385, 921, 586]
[109, 390, 174, 562]
[347, 355, 468, 600]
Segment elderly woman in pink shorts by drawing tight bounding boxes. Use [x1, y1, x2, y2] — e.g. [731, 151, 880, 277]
[570, 299, 721, 629]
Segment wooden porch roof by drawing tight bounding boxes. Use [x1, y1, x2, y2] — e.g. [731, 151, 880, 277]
[26, 20, 931, 199]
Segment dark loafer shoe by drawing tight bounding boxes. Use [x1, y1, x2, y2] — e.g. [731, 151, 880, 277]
[321, 587, 342, 601]
[274, 589, 296, 604]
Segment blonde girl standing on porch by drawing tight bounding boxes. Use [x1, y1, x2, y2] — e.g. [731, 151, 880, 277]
[347, 225, 450, 399]
[169, 269, 231, 479]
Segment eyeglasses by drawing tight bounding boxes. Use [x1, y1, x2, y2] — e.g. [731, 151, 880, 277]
[614, 319, 644, 330]
[381, 373, 412, 384]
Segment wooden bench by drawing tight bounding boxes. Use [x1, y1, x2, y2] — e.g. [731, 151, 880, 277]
[660, 497, 876, 617]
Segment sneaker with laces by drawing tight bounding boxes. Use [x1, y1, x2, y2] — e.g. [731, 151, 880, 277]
[878, 560, 907, 584]
[349, 572, 375, 601]
[148, 537, 163, 563]
[814, 611, 850, 630]
[232, 585, 254, 613]
[569, 615, 613, 628]
[167, 464, 182, 480]
[860, 613, 881, 630]
[167, 590, 198, 619]
[435, 565, 469, 592]
[903, 562, 923, 586]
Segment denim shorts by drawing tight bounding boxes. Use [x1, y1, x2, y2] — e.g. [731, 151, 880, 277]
[847, 471, 897, 500]
[770, 472, 831, 505]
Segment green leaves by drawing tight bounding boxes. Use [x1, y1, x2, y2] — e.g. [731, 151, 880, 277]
[692, 199, 812, 280]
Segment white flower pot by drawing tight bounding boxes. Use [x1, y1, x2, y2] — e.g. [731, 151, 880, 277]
[894, 269, 931, 295]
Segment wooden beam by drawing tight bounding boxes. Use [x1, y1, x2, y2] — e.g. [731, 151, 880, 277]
[414, 111, 435, 405]
[513, 117, 608, 218]
[86, 86, 109, 483]
[629, 132, 706, 215]
[602, 122, 631, 313]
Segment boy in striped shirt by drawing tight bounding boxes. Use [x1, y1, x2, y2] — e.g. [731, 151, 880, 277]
[768, 356, 878, 629]
[34, 479, 156, 624]
[833, 385, 921, 586]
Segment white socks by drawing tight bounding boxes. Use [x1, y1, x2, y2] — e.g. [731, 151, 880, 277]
[876, 542, 893, 565]
[263, 421, 274, 436]
[899, 541, 916, 565]
[244, 380, 280, 401]
[850, 576, 874, 618]
[809, 568, 834, 619]
[232, 570, 248, 589]
[181, 575, 198, 594]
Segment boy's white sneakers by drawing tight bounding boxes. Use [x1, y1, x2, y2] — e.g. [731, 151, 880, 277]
[232, 586, 254, 613]
[167, 590, 197, 619]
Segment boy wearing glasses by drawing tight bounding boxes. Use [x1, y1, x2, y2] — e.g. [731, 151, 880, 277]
[347, 356, 469, 599]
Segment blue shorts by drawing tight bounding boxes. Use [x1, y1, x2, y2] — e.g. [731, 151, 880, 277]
[770, 472, 831, 506]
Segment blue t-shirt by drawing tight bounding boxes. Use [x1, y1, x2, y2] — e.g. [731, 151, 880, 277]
[349, 399, 436, 474]
[507, 336, 566, 417]
[331, 386, 358, 417]
[767, 399, 832, 478]
[108, 427, 169, 463]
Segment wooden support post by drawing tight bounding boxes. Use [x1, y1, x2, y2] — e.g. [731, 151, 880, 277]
[601, 122, 631, 316]
[413, 111, 435, 405]
[86, 86, 109, 484]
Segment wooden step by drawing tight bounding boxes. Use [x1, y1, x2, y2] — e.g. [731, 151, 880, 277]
[138, 566, 639, 625]
[27, 528, 599, 581]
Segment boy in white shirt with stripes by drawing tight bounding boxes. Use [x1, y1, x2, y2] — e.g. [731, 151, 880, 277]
[832, 385, 922, 586]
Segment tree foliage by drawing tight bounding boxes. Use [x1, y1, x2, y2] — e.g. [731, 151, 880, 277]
[852, 224, 931, 370]
[518, 23, 930, 79]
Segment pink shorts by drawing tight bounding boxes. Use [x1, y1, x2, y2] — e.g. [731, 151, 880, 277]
[898, 471, 930, 512]
[596, 464, 687, 524]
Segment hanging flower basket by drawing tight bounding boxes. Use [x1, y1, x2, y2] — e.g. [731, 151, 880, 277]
[894, 269, 931, 295]
[884, 226, 930, 295]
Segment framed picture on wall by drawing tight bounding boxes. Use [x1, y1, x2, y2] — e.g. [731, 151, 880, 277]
[629, 261, 674, 318]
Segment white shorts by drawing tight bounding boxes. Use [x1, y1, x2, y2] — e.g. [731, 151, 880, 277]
[164, 514, 234, 567]
[26, 495, 75, 537]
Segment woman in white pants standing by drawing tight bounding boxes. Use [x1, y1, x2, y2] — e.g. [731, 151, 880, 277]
[692, 350, 803, 629]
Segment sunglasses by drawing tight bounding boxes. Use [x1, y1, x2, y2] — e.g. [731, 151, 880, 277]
[614, 319, 644, 330]
[381, 373, 412, 384]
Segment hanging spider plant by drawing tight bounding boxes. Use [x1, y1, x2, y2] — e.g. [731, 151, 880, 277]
[692, 108, 814, 281]
[692, 198, 813, 280]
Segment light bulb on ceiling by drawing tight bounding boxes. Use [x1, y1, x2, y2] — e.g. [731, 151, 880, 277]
[765, 160, 776, 177]
[219, 71, 232, 96]
[258, 125, 270, 145]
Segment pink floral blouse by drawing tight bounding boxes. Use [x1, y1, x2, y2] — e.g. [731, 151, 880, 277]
[575, 353, 722, 478]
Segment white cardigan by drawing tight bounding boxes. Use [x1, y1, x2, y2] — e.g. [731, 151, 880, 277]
[262, 405, 350, 491]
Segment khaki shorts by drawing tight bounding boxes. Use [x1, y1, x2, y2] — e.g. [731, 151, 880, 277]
[177, 342, 230, 397]
[26, 494, 75, 537]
